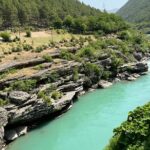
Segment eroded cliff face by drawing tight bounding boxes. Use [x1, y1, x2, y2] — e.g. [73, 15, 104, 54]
[0, 108, 8, 149]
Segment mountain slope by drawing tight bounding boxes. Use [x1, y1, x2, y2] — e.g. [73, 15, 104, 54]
[0, 0, 100, 28]
[117, 0, 150, 23]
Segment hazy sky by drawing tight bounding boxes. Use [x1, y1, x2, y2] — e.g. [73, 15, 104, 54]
[80, 0, 128, 11]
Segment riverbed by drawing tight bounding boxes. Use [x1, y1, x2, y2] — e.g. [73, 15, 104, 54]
[7, 63, 150, 150]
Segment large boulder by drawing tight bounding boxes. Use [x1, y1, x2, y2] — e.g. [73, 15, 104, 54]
[133, 52, 143, 61]
[8, 91, 77, 126]
[5, 129, 18, 141]
[98, 80, 113, 88]
[5, 126, 27, 141]
[9, 91, 30, 105]
[100, 58, 112, 67]
[119, 62, 148, 74]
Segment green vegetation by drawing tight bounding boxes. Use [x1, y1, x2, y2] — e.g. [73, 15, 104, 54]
[118, 0, 149, 23]
[0, 0, 100, 28]
[51, 91, 63, 100]
[0, 69, 17, 79]
[10, 79, 37, 92]
[84, 63, 102, 84]
[42, 55, 53, 62]
[72, 67, 79, 81]
[60, 50, 75, 61]
[0, 98, 9, 106]
[26, 30, 31, 37]
[37, 91, 52, 106]
[0, 0, 128, 34]
[0, 31, 11, 42]
[105, 102, 150, 150]
[117, 0, 150, 33]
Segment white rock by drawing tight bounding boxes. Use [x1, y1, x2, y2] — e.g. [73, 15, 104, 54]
[98, 80, 113, 88]
[5, 130, 18, 141]
[16, 126, 27, 136]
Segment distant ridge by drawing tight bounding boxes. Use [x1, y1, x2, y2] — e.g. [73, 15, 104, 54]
[117, 0, 150, 23]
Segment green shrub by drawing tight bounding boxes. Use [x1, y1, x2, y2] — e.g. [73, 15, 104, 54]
[102, 71, 112, 80]
[26, 30, 31, 37]
[60, 50, 74, 60]
[23, 44, 33, 51]
[51, 91, 63, 100]
[84, 63, 102, 78]
[72, 67, 79, 81]
[0, 32, 11, 42]
[118, 30, 132, 40]
[35, 46, 44, 53]
[11, 45, 23, 52]
[111, 55, 124, 74]
[83, 77, 92, 89]
[77, 47, 95, 58]
[106, 102, 150, 150]
[13, 36, 20, 42]
[48, 71, 59, 82]
[10, 79, 37, 92]
[37, 91, 52, 106]
[42, 55, 53, 62]
[0, 98, 9, 106]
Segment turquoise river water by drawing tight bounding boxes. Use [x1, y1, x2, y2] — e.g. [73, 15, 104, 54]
[7, 63, 150, 150]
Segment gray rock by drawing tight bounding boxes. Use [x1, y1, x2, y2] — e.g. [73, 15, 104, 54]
[16, 126, 27, 136]
[119, 62, 148, 74]
[9, 91, 30, 105]
[127, 76, 136, 81]
[5, 130, 18, 141]
[0, 91, 8, 99]
[98, 80, 113, 88]
[134, 52, 143, 61]
[0, 108, 8, 149]
[100, 58, 112, 66]
[54, 91, 76, 111]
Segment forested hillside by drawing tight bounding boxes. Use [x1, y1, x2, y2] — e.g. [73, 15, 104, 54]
[0, 0, 128, 34]
[0, 0, 100, 28]
[105, 102, 150, 150]
[117, 0, 150, 23]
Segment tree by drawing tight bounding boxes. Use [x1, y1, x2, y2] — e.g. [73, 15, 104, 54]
[53, 17, 63, 29]
[73, 18, 87, 33]
[63, 15, 74, 28]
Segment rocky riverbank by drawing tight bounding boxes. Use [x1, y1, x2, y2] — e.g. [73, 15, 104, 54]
[0, 59, 148, 149]
[0, 38, 149, 149]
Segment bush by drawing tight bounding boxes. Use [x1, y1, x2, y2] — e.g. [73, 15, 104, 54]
[48, 71, 59, 82]
[0, 32, 11, 42]
[38, 91, 52, 106]
[102, 71, 112, 80]
[26, 30, 31, 37]
[51, 91, 63, 100]
[42, 55, 53, 62]
[10, 79, 37, 92]
[60, 50, 74, 60]
[106, 102, 150, 150]
[111, 55, 124, 74]
[23, 44, 33, 51]
[0, 98, 9, 106]
[72, 67, 79, 81]
[77, 47, 95, 58]
[84, 63, 101, 78]
[118, 30, 132, 40]
[35, 46, 44, 53]
[11, 45, 23, 52]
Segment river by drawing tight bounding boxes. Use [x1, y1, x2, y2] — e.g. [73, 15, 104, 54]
[7, 62, 150, 150]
